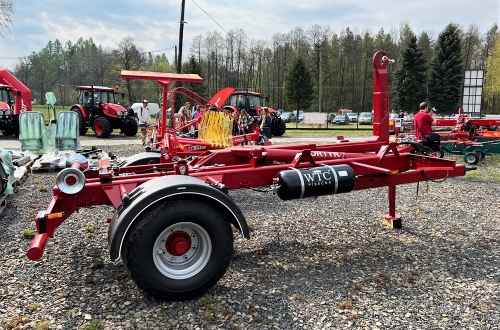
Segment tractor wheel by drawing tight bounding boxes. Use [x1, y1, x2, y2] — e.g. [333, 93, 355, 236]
[93, 117, 112, 138]
[464, 151, 480, 165]
[71, 107, 87, 135]
[122, 200, 233, 300]
[123, 117, 138, 136]
[271, 118, 286, 137]
[472, 149, 486, 160]
[2, 128, 15, 136]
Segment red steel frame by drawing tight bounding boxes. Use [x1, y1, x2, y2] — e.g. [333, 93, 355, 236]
[141, 84, 263, 155]
[27, 51, 466, 260]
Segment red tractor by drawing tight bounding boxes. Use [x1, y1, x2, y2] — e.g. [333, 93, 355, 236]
[0, 69, 32, 137]
[225, 91, 287, 136]
[70, 85, 138, 138]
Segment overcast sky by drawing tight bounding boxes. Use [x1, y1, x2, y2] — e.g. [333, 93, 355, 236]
[1, 0, 498, 70]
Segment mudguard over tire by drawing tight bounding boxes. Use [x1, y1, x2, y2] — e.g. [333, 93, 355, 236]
[93, 116, 112, 138]
[71, 107, 87, 135]
[271, 118, 286, 136]
[117, 151, 161, 167]
[122, 200, 233, 300]
[123, 117, 138, 136]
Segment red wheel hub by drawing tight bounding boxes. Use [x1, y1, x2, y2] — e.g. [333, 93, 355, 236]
[165, 231, 191, 256]
[65, 175, 77, 186]
[95, 122, 102, 134]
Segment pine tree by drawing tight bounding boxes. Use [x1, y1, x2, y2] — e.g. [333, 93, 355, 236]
[428, 24, 463, 114]
[395, 34, 427, 112]
[284, 56, 315, 122]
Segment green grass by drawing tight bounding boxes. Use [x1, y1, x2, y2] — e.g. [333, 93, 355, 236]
[464, 155, 500, 182]
[286, 128, 372, 135]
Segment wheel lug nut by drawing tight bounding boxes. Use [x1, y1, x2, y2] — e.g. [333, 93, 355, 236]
[157, 249, 165, 255]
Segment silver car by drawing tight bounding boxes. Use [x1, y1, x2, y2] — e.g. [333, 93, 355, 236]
[358, 112, 373, 125]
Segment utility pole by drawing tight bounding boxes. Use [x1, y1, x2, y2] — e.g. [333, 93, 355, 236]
[177, 0, 186, 74]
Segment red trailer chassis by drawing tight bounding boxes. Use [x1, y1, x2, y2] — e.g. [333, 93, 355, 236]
[27, 51, 467, 300]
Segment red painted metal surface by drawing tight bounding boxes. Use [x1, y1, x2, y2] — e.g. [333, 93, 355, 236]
[0, 69, 32, 115]
[27, 51, 466, 261]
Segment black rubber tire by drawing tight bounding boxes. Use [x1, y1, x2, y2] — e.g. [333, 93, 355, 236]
[122, 200, 233, 300]
[2, 128, 15, 136]
[93, 116, 112, 138]
[464, 152, 480, 165]
[271, 118, 286, 136]
[472, 149, 486, 160]
[123, 117, 138, 136]
[437, 148, 445, 158]
[71, 107, 87, 135]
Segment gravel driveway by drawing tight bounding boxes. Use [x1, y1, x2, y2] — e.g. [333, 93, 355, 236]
[1, 134, 499, 329]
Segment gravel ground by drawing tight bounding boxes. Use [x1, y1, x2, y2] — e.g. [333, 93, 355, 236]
[1, 134, 499, 330]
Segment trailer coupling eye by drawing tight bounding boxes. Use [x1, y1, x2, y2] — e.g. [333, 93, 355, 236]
[56, 167, 85, 194]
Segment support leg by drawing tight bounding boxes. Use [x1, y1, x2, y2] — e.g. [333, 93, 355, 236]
[381, 184, 402, 229]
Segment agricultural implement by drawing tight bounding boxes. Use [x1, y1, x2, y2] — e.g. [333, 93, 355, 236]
[225, 90, 287, 137]
[397, 112, 500, 164]
[0, 69, 32, 137]
[122, 85, 268, 166]
[27, 51, 467, 301]
[437, 115, 500, 164]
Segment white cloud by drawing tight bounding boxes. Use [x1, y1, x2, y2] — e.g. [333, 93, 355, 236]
[0, 0, 497, 70]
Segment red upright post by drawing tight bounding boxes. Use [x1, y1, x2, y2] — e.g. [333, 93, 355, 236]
[373, 52, 402, 228]
[372, 51, 391, 144]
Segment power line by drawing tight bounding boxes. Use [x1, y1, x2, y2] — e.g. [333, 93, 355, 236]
[191, 0, 243, 45]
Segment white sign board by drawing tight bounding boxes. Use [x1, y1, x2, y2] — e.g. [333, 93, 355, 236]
[304, 112, 327, 125]
[462, 69, 484, 116]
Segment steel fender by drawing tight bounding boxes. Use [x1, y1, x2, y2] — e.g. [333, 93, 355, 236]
[74, 104, 88, 118]
[118, 151, 161, 167]
[108, 175, 249, 260]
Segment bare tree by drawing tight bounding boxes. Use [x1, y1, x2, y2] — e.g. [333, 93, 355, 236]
[0, 0, 14, 37]
[113, 37, 145, 105]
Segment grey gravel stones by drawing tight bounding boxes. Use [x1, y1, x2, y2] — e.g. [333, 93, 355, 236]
[0, 135, 499, 329]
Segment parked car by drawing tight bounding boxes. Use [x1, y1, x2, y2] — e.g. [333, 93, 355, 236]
[332, 113, 349, 125]
[292, 110, 305, 122]
[131, 102, 160, 118]
[358, 112, 373, 125]
[346, 112, 358, 122]
[280, 112, 297, 123]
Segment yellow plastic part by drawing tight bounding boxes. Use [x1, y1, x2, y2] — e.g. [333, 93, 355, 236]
[197, 111, 234, 148]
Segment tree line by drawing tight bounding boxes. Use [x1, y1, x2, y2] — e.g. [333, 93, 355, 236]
[11, 22, 500, 115]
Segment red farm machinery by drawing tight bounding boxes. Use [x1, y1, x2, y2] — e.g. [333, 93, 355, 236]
[0, 69, 32, 137]
[26, 51, 468, 301]
[70, 85, 138, 138]
[225, 90, 287, 137]
[397, 112, 500, 164]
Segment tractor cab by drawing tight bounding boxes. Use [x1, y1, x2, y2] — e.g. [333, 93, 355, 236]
[0, 85, 14, 104]
[78, 87, 118, 111]
[228, 92, 262, 116]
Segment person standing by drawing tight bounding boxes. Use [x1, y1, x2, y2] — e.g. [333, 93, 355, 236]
[177, 106, 192, 134]
[138, 99, 150, 146]
[193, 105, 204, 138]
[260, 107, 272, 140]
[239, 109, 255, 134]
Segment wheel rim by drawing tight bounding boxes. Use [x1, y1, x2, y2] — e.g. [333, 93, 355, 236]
[95, 121, 102, 135]
[466, 154, 477, 163]
[153, 222, 212, 280]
